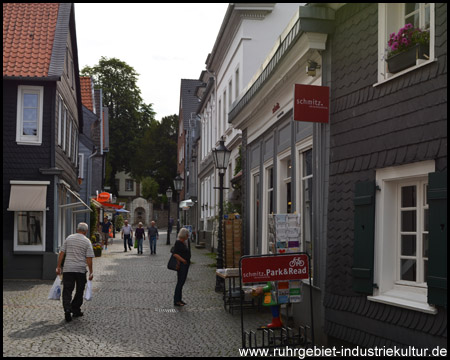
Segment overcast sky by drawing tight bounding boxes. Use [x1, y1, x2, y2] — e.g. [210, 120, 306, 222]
[74, 3, 228, 120]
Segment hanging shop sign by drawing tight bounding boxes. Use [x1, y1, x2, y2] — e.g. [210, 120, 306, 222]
[240, 253, 309, 283]
[97, 192, 111, 203]
[293, 84, 329, 123]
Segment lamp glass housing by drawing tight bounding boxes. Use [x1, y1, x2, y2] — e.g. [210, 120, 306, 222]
[213, 139, 231, 170]
[173, 174, 183, 191]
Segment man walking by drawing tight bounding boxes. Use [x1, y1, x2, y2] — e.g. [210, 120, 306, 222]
[56, 222, 94, 322]
[147, 220, 159, 255]
[121, 220, 133, 252]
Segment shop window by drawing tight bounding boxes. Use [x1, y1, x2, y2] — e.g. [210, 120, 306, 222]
[301, 149, 313, 257]
[278, 155, 292, 214]
[251, 172, 260, 254]
[16, 212, 44, 247]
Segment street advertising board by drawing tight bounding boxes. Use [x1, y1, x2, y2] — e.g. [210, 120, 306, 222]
[293, 84, 329, 123]
[239, 252, 314, 348]
[240, 253, 309, 284]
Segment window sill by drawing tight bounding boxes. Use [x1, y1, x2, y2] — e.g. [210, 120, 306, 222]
[16, 141, 42, 146]
[374, 58, 437, 87]
[13, 251, 46, 255]
[368, 289, 437, 314]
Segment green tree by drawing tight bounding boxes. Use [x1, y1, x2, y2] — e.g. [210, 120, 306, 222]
[131, 114, 178, 193]
[81, 57, 157, 196]
[141, 176, 159, 200]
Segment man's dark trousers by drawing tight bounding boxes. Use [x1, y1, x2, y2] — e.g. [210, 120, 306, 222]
[124, 234, 132, 250]
[62, 272, 87, 314]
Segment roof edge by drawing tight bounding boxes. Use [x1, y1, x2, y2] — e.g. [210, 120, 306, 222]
[48, 3, 72, 77]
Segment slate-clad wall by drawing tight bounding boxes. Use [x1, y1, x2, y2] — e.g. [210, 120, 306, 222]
[324, 3, 447, 348]
[3, 80, 56, 278]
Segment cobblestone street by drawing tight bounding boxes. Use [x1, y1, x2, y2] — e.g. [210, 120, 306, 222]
[3, 232, 272, 357]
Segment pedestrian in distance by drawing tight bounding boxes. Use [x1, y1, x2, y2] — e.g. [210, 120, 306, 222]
[168, 217, 174, 235]
[172, 227, 191, 307]
[147, 220, 159, 255]
[121, 220, 133, 252]
[99, 215, 112, 250]
[135, 222, 145, 254]
[56, 222, 94, 322]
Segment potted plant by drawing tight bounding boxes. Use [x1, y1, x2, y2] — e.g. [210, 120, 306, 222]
[91, 236, 102, 257]
[386, 23, 430, 74]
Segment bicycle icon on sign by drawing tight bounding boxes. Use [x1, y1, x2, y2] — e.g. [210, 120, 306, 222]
[289, 257, 305, 267]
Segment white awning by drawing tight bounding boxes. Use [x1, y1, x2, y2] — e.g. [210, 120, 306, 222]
[59, 184, 92, 211]
[179, 199, 194, 209]
[8, 184, 47, 211]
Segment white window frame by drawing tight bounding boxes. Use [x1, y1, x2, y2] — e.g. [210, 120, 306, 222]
[369, 160, 437, 314]
[397, 179, 429, 286]
[57, 94, 63, 146]
[276, 149, 292, 214]
[262, 160, 274, 254]
[228, 80, 233, 108]
[16, 85, 44, 146]
[78, 153, 85, 179]
[14, 211, 46, 252]
[62, 104, 68, 151]
[250, 169, 260, 255]
[222, 90, 227, 134]
[12, 180, 49, 252]
[125, 179, 134, 192]
[376, 3, 436, 86]
[68, 115, 72, 159]
[296, 140, 313, 253]
[235, 66, 240, 100]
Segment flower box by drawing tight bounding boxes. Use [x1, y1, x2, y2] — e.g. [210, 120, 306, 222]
[94, 248, 102, 257]
[386, 43, 429, 74]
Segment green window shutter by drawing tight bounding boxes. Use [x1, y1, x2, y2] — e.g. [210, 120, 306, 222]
[427, 170, 447, 307]
[352, 180, 376, 294]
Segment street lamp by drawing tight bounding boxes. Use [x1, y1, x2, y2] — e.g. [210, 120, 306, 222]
[166, 187, 173, 245]
[173, 173, 183, 236]
[212, 137, 231, 292]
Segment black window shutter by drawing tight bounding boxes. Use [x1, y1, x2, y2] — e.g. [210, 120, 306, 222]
[427, 170, 447, 307]
[352, 180, 376, 294]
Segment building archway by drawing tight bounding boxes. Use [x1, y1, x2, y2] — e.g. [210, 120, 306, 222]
[134, 207, 146, 226]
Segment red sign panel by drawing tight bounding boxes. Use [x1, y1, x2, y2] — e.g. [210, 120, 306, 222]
[97, 192, 111, 203]
[293, 84, 329, 123]
[241, 254, 309, 283]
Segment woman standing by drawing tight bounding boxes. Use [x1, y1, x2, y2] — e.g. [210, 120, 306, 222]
[135, 222, 145, 254]
[172, 228, 191, 307]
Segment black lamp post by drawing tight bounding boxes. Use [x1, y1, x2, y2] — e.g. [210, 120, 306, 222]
[212, 137, 231, 292]
[166, 187, 173, 245]
[173, 173, 183, 236]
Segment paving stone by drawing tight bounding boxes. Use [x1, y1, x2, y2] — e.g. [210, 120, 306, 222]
[3, 232, 272, 357]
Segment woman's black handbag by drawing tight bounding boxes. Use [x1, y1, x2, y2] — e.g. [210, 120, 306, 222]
[167, 254, 179, 271]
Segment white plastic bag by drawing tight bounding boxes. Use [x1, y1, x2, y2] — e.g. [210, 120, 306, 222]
[48, 276, 61, 300]
[84, 280, 93, 301]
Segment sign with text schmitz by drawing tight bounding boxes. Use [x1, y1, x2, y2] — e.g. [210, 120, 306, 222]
[293, 84, 329, 123]
[241, 254, 309, 284]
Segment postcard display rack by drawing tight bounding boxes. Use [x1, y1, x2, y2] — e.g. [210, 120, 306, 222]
[267, 214, 303, 304]
[223, 214, 242, 268]
[238, 214, 314, 350]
